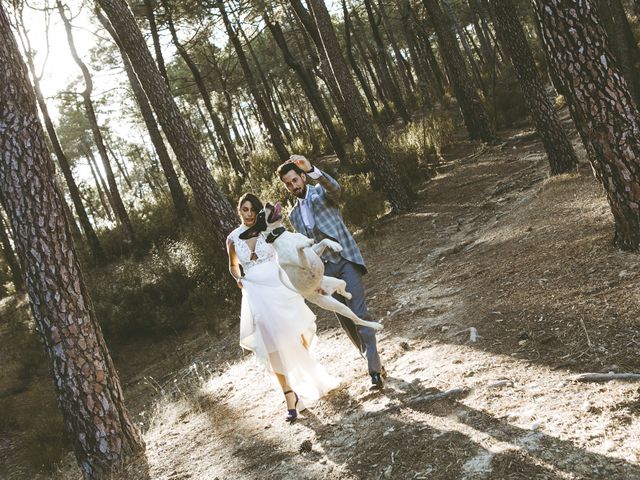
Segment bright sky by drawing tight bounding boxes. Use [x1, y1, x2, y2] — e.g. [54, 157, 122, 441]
[14, 0, 344, 190]
[17, 0, 344, 112]
[18, 1, 134, 122]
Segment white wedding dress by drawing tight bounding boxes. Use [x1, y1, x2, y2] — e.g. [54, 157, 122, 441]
[228, 225, 340, 402]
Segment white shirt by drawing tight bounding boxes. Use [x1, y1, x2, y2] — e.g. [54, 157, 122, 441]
[297, 167, 322, 234]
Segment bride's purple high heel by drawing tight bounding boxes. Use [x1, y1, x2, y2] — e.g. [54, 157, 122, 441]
[284, 390, 299, 422]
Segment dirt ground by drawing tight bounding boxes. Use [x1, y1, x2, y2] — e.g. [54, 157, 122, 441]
[3, 118, 640, 479]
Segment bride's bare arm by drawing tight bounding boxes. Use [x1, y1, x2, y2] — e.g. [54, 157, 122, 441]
[226, 240, 243, 288]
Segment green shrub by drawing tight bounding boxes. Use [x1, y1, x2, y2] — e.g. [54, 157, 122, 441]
[88, 233, 230, 342]
[488, 65, 529, 128]
[337, 172, 388, 233]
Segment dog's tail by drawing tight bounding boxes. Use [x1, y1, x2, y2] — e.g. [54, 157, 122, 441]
[277, 267, 301, 294]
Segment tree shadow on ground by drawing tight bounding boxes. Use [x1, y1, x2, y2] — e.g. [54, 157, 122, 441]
[299, 378, 640, 479]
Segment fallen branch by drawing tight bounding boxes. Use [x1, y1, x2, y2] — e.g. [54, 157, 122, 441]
[486, 380, 514, 389]
[451, 327, 479, 342]
[469, 327, 478, 343]
[579, 318, 592, 348]
[572, 373, 640, 383]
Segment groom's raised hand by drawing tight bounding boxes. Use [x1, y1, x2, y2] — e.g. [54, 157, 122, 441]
[289, 154, 312, 173]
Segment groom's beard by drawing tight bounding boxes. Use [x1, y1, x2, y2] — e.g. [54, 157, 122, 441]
[294, 185, 307, 199]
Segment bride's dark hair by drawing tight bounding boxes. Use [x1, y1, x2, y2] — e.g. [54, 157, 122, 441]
[237, 193, 263, 214]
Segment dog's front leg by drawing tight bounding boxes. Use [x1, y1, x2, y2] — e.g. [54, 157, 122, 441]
[296, 237, 314, 267]
[312, 238, 343, 258]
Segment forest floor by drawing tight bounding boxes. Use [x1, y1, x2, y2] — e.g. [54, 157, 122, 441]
[3, 115, 640, 479]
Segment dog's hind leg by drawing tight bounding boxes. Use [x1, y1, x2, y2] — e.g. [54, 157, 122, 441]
[307, 293, 383, 331]
[312, 239, 343, 257]
[321, 276, 351, 299]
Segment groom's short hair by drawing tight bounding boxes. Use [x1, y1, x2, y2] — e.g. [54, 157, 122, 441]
[276, 161, 305, 179]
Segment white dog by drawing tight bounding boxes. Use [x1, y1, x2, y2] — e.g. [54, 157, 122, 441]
[239, 202, 383, 331]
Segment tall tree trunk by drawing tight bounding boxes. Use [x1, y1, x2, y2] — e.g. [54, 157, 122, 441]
[400, 0, 434, 101]
[237, 24, 294, 146]
[263, 10, 347, 161]
[412, 11, 447, 96]
[96, 8, 191, 221]
[0, 8, 145, 478]
[106, 144, 132, 189]
[217, 2, 289, 160]
[270, 76, 303, 138]
[422, 0, 496, 142]
[207, 46, 246, 149]
[490, 0, 577, 174]
[15, 18, 105, 262]
[441, 0, 487, 94]
[533, 0, 640, 250]
[352, 18, 394, 116]
[57, 1, 135, 247]
[62, 196, 84, 242]
[362, 0, 411, 122]
[194, 99, 224, 161]
[350, 6, 395, 105]
[340, 0, 383, 123]
[143, 0, 169, 86]
[235, 107, 255, 150]
[161, 1, 244, 177]
[374, 0, 417, 93]
[296, 0, 414, 211]
[594, 0, 640, 106]
[85, 146, 114, 221]
[479, 0, 505, 63]
[97, 0, 237, 246]
[0, 208, 24, 292]
[468, 0, 494, 66]
[290, 0, 359, 143]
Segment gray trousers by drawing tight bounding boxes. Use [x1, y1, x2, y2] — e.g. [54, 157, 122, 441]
[323, 258, 382, 375]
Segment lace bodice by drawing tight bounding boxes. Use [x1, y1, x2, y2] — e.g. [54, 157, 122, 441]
[228, 226, 276, 271]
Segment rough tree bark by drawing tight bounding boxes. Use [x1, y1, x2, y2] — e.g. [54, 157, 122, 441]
[594, 0, 640, 107]
[490, 0, 577, 174]
[533, 0, 640, 250]
[0, 7, 145, 478]
[97, 0, 237, 247]
[0, 208, 24, 292]
[422, 0, 496, 142]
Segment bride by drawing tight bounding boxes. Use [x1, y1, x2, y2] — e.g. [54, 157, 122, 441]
[226, 193, 340, 422]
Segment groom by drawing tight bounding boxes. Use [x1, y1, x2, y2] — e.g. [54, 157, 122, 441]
[277, 155, 385, 390]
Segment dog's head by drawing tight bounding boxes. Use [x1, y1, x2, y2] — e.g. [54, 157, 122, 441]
[238, 202, 282, 240]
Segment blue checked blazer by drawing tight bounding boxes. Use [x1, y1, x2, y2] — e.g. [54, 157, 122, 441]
[289, 169, 367, 273]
